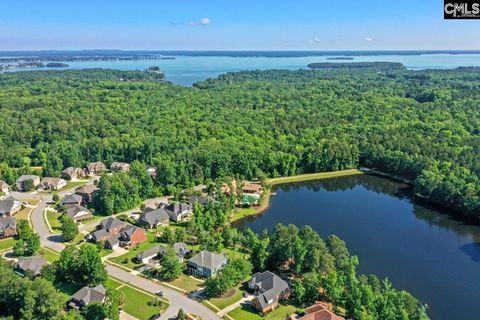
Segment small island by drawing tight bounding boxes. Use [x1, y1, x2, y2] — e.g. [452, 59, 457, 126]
[307, 61, 405, 71]
[46, 62, 69, 68]
[326, 57, 355, 60]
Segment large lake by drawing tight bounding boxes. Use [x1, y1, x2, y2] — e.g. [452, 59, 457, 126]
[6, 53, 480, 86]
[235, 174, 480, 320]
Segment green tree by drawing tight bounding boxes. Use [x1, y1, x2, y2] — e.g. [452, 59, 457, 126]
[160, 248, 182, 281]
[60, 216, 79, 242]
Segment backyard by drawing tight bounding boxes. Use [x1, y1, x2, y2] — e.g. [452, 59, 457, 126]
[109, 232, 159, 269]
[117, 285, 169, 320]
[228, 303, 300, 320]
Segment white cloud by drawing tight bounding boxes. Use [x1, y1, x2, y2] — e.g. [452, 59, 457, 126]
[309, 37, 321, 43]
[364, 37, 373, 41]
[190, 18, 211, 26]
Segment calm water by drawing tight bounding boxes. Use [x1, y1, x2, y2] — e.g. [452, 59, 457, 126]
[236, 174, 480, 320]
[7, 53, 480, 85]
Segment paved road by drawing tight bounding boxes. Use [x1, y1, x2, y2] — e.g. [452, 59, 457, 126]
[11, 183, 221, 320]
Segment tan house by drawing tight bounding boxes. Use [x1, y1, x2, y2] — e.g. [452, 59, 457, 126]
[110, 161, 130, 173]
[0, 180, 9, 194]
[242, 182, 262, 194]
[62, 167, 86, 181]
[87, 162, 107, 176]
[0, 196, 22, 217]
[75, 185, 98, 204]
[220, 177, 237, 195]
[65, 205, 93, 222]
[40, 177, 67, 191]
[294, 303, 345, 320]
[16, 175, 41, 191]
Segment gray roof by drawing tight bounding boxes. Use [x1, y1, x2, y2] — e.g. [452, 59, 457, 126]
[187, 195, 209, 205]
[61, 194, 83, 206]
[0, 197, 20, 215]
[92, 228, 110, 241]
[188, 250, 227, 270]
[164, 202, 191, 220]
[139, 208, 169, 228]
[71, 284, 106, 307]
[0, 217, 16, 230]
[16, 255, 48, 276]
[249, 271, 289, 308]
[136, 244, 167, 261]
[75, 184, 98, 195]
[106, 235, 120, 247]
[16, 175, 40, 182]
[120, 224, 141, 239]
[99, 217, 125, 232]
[65, 205, 92, 219]
[173, 242, 189, 257]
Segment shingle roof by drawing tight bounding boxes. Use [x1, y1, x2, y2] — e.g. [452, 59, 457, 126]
[0, 217, 16, 230]
[120, 224, 141, 238]
[136, 244, 167, 261]
[65, 205, 91, 219]
[16, 175, 40, 182]
[249, 271, 289, 308]
[139, 208, 169, 227]
[75, 184, 98, 194]
[61, 194, 83, 206]
[0, 198, 20, 215]
[16, 255, 48, 276]
[99, 217, 125, 231]
[71, 284, 106, 307]
[188, 250, 227, 270]
[299, 304, 345, 320]
[92, 228, 110, 241]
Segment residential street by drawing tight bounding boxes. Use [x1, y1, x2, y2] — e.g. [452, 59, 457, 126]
[10, 183, 221, 320]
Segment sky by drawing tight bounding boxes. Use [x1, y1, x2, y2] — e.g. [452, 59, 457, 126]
[1, 0, 479, 51]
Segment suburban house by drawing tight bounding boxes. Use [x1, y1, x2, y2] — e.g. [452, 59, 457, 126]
[104, 225, 147, 250]
[65, 205, 93, 222]
[68, 285, 106, 310]
[293, 303, 345, 320]
[15, 175, 41, 191]
[137, 207, 170, 229]
[136, 244, 167, 264]
[242, 181, 262, 194]
[62, 167, 86, 181]
[87, 162, 107, 176]
[39, 177, 67, 191]
[146, 165, 157, 177]
[15, 255, 48, 277]
[0, 217, 17, 239]
[173, 242, 190, 261]
[75, 185, 98, 204]
[0, 180, 9, 194]
[91, 217, 127, 242]
[220, 178, 237, 195]
[187, 195, 216, 206]
[61, 194, 83, 207]
[110, 161, 130, 173]
[160, 202, 192, 222]
[248, 271, 290, 313]
[0, 196, 22, 217]
[187, 250, 227, 277]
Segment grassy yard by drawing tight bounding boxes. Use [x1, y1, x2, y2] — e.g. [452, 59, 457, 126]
[39, 181, 88, 195]
[109, 232, 159, 270]
[0, 238, 16, 251]
[14, 207, 33, 221]
[46, 211, 62, 233]
[267, 169, 363, 185]
[38, 247, 60, 263]
[118, 285, 168, 320]
[208, 285, 243, 310]
[105, 277, 123, 290]
[228, 303, 300, 320]
[230, 207, 258, 222]
[163, 273, 203, 292]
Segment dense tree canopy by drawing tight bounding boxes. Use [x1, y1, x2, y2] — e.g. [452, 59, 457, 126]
[0, 67, 478, 218]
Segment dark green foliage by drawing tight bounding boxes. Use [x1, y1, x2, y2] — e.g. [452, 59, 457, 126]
[160, 248, 183, 281]
[0, 68, 478, 216]
[204, 257, 252, 298]
[13, 220, 40, 256]
[60, 215, 79, 242]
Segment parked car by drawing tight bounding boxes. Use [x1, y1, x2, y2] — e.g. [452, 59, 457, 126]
[155, 290, 164, 297]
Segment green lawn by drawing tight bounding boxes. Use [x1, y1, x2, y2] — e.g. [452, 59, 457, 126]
[230, 207, 258, 222]
[163, 273, 203, 293]
[118, 285, 168, 320]
[38, 247, 60, 263]
[105, 277, 123, 290]
[46, 211, 62, 233]
[0, 238, 16, 251]
[109, 232, 159, 270]
[14, 206, 33, 221]
[208, 285, 243, 310]
[228, 303, 300, 320]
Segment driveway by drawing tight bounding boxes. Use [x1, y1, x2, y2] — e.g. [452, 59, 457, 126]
[17, 183, 221, 320]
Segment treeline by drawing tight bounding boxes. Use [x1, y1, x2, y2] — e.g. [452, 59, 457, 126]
[245, 224, 429, 320]
[0, 68, 478, 218]
[306, 61, 405, 70]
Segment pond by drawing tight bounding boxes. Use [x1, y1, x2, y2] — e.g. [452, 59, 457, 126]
[235, 174, 480, 320]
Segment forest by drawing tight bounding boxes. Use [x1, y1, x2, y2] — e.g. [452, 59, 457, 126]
[0, 66, 479, 218]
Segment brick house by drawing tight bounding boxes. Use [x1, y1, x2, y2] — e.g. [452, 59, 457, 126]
[0, 217, 17, 239]
[39, 177, 67, 191]
[62, 167, 86, 181]
[87, 162, 107, 176]
[249, 271, 290, 313]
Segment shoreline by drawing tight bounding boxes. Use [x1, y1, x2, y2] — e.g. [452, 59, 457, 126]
[230, 169, 364, 223]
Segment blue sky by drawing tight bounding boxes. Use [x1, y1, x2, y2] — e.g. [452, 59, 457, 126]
[1, 0, 479, 50]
